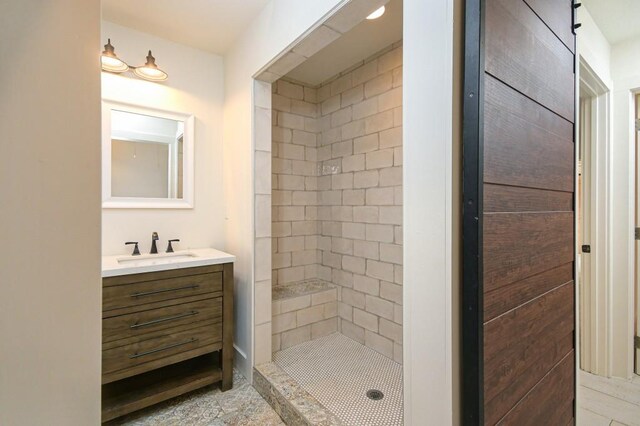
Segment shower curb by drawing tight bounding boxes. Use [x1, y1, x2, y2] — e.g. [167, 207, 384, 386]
[253, 362, 343, 426]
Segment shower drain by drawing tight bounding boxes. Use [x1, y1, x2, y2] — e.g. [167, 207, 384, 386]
[366, 389, 384, 401]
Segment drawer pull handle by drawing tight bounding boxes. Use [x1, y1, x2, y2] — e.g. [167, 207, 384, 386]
[130, 284, 200, 298]
[130, 311, 199, 329]
[129, 338, 198, 359]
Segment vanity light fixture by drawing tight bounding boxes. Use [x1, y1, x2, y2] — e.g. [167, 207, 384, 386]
[132, 50, 168, 82]
[100, 40, 168, 82]
[101, 39, 129, 73]
[366, 5, 385, 20]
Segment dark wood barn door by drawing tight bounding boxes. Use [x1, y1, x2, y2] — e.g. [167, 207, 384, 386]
[462, 0, 577, 424]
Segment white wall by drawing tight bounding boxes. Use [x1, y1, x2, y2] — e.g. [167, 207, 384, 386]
[223, 0, 348, 378]
[0, 1, 102, 424]
[609, 36, 640, 378]
[101, 21, 225, 256]
[403, 0, 454, 424]
[578, 7, 612, 87]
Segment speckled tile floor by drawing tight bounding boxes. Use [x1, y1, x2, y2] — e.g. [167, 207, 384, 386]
[107, 370, 284, 426]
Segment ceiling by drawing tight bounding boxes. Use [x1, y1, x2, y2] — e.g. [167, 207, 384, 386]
[102, 0, 270, 54]
[286, 0, 403, 86]
[583, 0, 640, 45]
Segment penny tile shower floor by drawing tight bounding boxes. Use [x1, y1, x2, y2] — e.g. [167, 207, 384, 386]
[107, 370, 283, 426]
[274, 333, 404, 426]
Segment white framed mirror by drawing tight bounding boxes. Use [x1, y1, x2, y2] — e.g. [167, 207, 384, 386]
[102, 100, 194, 208]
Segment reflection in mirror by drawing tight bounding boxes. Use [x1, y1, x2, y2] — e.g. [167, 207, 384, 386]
[102, 101, 194, 209]
[111, 110, 184, 199]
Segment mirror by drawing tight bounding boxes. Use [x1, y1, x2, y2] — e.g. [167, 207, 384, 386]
[102, 101, 194, 208]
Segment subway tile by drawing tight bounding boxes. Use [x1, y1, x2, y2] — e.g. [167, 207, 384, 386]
[277, 80, 304, 99]
[342, 288, 366, 309]
[340, 119, 366, 140]
[354, 170, 379, 188]
[380, 318, 403, 343]
[341, 320, 365, 344]
[292, 249, 319, 266]
[379, 206, 402, 225]
[342, 154, 365, 172]
[366, 259, 395, 281]
[278, 206, 305, 221]
[380, 243, 402, 265]
[342, 255, 366, 274]
[379, 166, 402, 187]
[354, 308, 378, 332]
[364, 110, 394, 134]
[341, 85, 364, 107]
[379, 126, 402, 148]
[281, 325, 311, 350]
[343, 189, 365, 206]
[255, 238, 272, 281]
[331, 205, 354, 221]
[331, 107, 352, 128]
[333, 269, 354, 288]
[378, 46, 403, 73]
[394, 226, 403, 244]
[330, 74, 352, 96]
[331, 173, 354, 190]
[272, 332, 281, 352]
[353, 206, 379, 223]
[255, 195, 271, 238]
[353, 239, 380, 259]
[278, 112, 306, 131]
[312, 288, 338, 306]
[393, 66, 403, 88]
[323, 301, 338, 318]
[365, 330, 393, 359]
[255, 151, 272, 195]
[255, 280, 272, 325]
[322, 95, 341, 116]
[366, 187, 395, 206]
[394, 343, 403, 364]
[304, 86, 318, 103]
[352, 60, 378, 86]
[291, 220, 319, 236]
[354, 274, 380, 296]
[364, 72, 393, 98]
[292, 129, 318, 147]
[378, 87, 402, 112]
[254, 322, 272, 365]
[273, 312, 297, 333]
[254, 80, 272, 109]
[352, 97, 378, 120]
[297, 305, 325, 327]
[278, 175, 305, 190]
[338, 302, 353, 321]
[272, 158, 292, 175]
[331, 140, 354, 158]
[311, 317, 338, 339]
[272, 126, 292, 143]
[293, 25, 342, 58]
[272, 221, 291, 237]
[331, 237, 353, 255]
[380, 281, 403, 304]
[342, 222, 365, 240]
[365, 149, 394, 170]
[272, 252, 291, 269]
[365, 295, 394, 320]
[278, 266, 306, 284]
[272, 94, 291, 112]
[278, 236, 306, 252]
[255, 107, 272, 151]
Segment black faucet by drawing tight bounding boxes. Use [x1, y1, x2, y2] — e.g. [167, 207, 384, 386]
[150, 232, 159, 254]
[166, 239, 180, 253]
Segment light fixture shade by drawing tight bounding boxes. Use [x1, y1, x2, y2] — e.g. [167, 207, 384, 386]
[133, 50, 168, 81]
[101, 39, 129, 73]
[366, 5, 385, 20]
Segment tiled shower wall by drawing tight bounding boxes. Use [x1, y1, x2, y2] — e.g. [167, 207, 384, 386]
[271, 42, 403, 362]
[271, 81, 321, 285]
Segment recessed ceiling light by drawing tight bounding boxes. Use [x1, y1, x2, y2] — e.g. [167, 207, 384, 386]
[366, 5, 385, 20]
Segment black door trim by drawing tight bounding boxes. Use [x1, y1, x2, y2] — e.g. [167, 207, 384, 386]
[461, 0, 484, 423]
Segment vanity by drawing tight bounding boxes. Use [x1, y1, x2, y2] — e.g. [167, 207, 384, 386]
[101, 248, 235, 422]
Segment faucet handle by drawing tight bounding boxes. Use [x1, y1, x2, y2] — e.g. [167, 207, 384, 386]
[152, 232, 159, 240]
[125, 241, 141, 256]
[166, 239, 180, 253]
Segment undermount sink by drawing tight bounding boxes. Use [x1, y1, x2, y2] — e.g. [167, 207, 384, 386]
[102, 248, 236, 278]
[116, 252, 198, 266]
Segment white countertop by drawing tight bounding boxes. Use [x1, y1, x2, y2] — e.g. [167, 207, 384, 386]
[102, 248, 235, 278]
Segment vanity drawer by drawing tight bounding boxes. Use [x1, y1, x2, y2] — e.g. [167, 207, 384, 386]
[103, 269, 222, 314]
[103, 321, 222, 383]
[103, 297, 222, 344]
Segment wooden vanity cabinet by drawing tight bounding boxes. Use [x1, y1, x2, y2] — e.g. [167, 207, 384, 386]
[101, 263, 233, 423]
